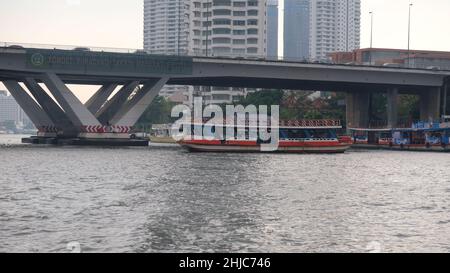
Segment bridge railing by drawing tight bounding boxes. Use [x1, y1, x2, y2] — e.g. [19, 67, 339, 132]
[0, 41, 308, 62]
[1, 41, 139, 54]
[1, 41, 449, 72]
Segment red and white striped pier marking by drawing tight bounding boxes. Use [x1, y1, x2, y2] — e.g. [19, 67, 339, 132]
[81, 125, 133, 134]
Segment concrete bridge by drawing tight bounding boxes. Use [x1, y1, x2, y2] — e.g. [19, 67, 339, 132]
[1, 45, 449, 142]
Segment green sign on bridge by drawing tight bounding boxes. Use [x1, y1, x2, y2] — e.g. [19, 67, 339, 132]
[26, 49, 193, 75]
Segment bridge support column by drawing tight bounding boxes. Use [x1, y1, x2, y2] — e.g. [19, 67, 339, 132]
[41, 73, 102, 130]
[346, 92, 370, 128]
[442, 83, 448, 117]
[85, 84, 118, 115]
[2, 80, 56, 136]
[110, 78, 169, 126]
[387, 87, 399, 128]
[23, 78, 77, 136]
[420, 87, 441, 122]
[96, 81, 140, 125]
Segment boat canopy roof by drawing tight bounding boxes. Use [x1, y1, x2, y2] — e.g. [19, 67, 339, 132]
[350, 127, 450, 132]
[183, 119, 342, 130]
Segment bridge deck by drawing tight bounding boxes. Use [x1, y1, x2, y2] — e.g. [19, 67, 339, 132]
[0, 46, 449, 93]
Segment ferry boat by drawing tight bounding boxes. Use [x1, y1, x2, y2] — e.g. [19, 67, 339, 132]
[177, 120, 352, 154]
[350, 119, 450, 152]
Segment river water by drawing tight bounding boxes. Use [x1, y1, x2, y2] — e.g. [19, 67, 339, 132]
[1, 134, 450, 253]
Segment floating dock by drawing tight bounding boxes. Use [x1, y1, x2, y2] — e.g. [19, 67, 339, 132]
[22, 136, 149, 147]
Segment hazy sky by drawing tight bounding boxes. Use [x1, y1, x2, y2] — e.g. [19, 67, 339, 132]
[0, 0, 143, 49]
[361, 0, 450, 51]
[1, 0, 450, 99]
[1, 0, 450, 51]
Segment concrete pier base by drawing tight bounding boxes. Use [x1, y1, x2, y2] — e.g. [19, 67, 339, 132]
[36, 132, 58, 138]
[2, 72, 166, 146]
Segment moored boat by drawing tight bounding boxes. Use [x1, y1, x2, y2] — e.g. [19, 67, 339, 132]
[178, 120, 351, 154]
[350, 120, 450, 152]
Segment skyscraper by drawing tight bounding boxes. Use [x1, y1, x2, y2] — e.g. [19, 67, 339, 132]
[283, 0, 310, 60]
[267, 0, 279, 58]
[143, 0, 190, 55]
[144, 0, 191, 99]
[144, 0, 268, 105]
[309, 0, 361, 61]
[189, 0, 268, 104]
[189, 0, 267, 58]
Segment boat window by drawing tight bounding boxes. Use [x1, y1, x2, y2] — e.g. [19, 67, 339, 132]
[328, 130, 337, 138]
[442, 131, 450, 144]
[379, 132, 392, 139]
[309, 129, 334, 139]
[426, 131, 443, 144]
[284, 129, 308, 139]
[429, 131, 443, 138]
[280, 129, 289, 139]
[353, 131, 367, 138]
[411, 131, 426, 145]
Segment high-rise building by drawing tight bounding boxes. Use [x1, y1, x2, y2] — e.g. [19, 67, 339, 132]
[0, 91, 30, 126]
[144, 0, 190, 55]
[143, 0, 191, 100]
[309, 0, 361, 61]
[267, 0, 279, 58]
[189, 0, 267, 58]
[283, 0, 310, 60]
[144, 0, 268, 105]
[189, 0, 268, 105]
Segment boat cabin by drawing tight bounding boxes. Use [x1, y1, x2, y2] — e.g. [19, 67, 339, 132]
[184, 120, 342, 142]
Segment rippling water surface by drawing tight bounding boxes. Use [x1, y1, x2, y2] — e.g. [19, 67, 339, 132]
[1, 134, 450, 253]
